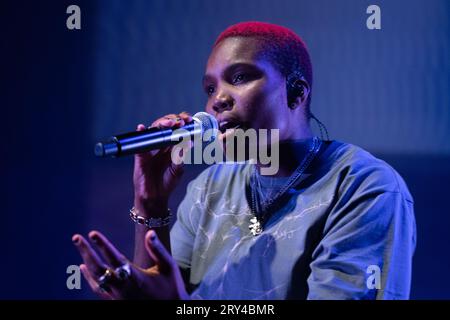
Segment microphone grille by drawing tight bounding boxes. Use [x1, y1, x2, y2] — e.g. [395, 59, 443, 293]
[193, 112, 218, 141]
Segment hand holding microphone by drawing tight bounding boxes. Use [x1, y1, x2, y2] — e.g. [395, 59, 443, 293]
[95, 112, 218, 217]
[94, 111, 218, 158]
[132, 112, 196, 218]
[94, 111, 218, 220]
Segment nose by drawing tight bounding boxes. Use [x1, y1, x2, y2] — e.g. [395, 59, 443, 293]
[212, 91, 233, 114]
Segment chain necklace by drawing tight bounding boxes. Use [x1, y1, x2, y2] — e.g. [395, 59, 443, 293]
[248, 136, 322, 236]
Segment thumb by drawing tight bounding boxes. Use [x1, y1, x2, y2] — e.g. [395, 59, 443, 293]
[145, 230, 174, 274]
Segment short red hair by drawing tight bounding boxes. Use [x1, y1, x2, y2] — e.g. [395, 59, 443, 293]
[214, 21, 313, 89]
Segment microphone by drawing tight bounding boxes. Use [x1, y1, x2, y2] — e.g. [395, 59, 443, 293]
[94, 112, 218, 157]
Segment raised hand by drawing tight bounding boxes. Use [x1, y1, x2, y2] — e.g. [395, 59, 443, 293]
[72, 230, 189, 300]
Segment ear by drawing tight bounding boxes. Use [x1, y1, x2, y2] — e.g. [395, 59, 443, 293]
[288, 79, 310, 110]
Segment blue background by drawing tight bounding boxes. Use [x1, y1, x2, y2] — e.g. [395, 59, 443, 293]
[1, 0, 449, 299]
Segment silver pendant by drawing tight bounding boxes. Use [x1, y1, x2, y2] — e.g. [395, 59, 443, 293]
[249, 216, 263, 236]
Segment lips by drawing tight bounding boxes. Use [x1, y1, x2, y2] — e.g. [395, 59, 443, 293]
[219, 120, 243, 133]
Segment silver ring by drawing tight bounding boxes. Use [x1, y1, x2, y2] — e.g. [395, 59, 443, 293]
[98, 268, 114, 290]
[114, 263, 132, 281]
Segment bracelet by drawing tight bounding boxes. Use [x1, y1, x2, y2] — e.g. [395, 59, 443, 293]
[129, 206, 172, 228]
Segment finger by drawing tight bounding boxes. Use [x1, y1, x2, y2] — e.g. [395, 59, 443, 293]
[155, 113, 178, 124]
[164, 115, 185, 128]
[151, 118, 176, 129]
[174, 112, 193, 128]
[175, 116, 186, 127]
[137, 124, 146, 131]
[179, 112, 193, 123]
[80, 264, 113, 300]
[72, 234, 108, 278]
[164, 113, 179, 120]
[156, 114, 192, 142]
[152, 113, 187, 129]
[145, 230, 174, 275]
[88, 231, 128, 269]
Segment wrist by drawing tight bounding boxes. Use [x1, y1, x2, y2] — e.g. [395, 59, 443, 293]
[130, 206, 172, 228]
[134, 197, 169, 218]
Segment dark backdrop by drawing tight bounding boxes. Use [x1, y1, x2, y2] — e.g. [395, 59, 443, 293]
[1, 0, 449, 299]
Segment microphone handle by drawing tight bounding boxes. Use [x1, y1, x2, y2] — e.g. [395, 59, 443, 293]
[95, 122, 197, 157]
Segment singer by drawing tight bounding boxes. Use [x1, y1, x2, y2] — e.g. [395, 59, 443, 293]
[72, 22, 416, 299]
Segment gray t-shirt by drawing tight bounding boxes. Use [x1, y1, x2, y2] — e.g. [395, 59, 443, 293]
[170, 140, 416, 299]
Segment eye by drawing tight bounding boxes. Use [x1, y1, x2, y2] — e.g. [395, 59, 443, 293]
[232, 73, 246, 84]
[205, 85, 215, 96]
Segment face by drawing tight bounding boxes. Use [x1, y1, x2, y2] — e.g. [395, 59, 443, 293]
[203, 37, 298, 141]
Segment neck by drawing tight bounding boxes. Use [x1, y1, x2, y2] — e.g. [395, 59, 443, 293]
[256, 133, 316, 177]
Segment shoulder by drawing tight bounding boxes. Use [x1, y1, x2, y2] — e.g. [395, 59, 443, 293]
[324, 141, 413, 203]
